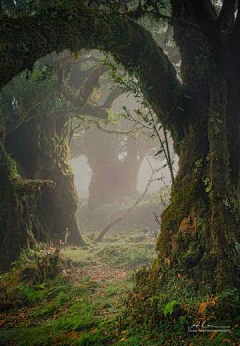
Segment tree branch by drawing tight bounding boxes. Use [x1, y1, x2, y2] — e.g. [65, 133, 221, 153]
[103, 87, 123, 108]
[72, 102, 108, 119]
[0, 7, 183, 141]
[95, 120, 135, 135]
[217, 0, 236, 30]
[61, 64, 106, 108]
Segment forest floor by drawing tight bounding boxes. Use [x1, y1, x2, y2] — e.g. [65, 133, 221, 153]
[0, 228, 158, 346]
[0, 228, 239, 346]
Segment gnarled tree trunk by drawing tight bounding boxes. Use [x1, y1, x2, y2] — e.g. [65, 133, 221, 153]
[155, 1, 240, 291]
[5, 112, 85, 247]
[0, 122, 55, 271]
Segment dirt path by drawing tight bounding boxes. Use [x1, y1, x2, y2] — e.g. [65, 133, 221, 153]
[74, 261, 128, 283]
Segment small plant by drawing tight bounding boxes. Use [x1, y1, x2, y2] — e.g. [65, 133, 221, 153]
[163, 300, 179, 317]
[203, 177, 212, 194]
[17, 284, 47, 304]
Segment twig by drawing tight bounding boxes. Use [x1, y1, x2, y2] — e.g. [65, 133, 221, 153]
[153, 212, 161, 228]
[163, 126, 175, 187]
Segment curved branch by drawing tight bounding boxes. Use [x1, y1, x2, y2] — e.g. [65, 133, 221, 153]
[70, 102, 108, 119]
[103, 87, 123, 108]
[95, 120, 135, 135]
[0, 7, 183, 140]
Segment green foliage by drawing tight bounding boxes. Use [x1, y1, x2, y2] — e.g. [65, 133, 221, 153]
[0, 65, 74, 135]
[118, 267, 240, 344]
[0, 271, 97, 345]
[0, 69, 52, 133]
[163, 299, 178, 316]
[31, 65, 54, 82]
[17, 283, 47, 303]
[203, 177, 212, 194]
[96, 242, 155, 267]
[105, 286, 120, 297]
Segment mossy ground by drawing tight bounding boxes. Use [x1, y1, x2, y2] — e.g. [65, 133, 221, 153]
[0, 229, 239, 345]
[0, 228, 156, 345]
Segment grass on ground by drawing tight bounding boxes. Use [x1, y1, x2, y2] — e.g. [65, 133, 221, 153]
[0, 228, 239, 345]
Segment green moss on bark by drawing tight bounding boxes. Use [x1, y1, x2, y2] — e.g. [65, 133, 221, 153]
[0, 141, 56, 271]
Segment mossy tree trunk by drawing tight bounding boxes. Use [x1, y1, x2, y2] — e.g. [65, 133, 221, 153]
[157, 73, 240, 291]
[156, 1, 240, 291]
[5, 112, 85, 247]
[0, 4, 239, 290]
[0, 120, 55, 271]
